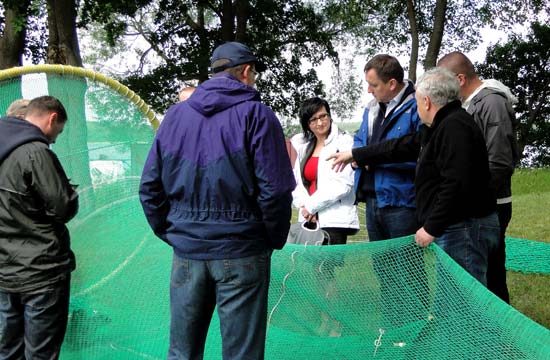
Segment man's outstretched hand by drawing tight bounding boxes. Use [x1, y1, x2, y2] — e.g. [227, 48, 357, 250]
[327, 150, 354, 172]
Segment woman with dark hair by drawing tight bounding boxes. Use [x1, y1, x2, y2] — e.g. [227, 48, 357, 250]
[291, 97, 359, 245]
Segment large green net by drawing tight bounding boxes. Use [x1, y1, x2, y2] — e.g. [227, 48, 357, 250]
[1, 66, 549, 360]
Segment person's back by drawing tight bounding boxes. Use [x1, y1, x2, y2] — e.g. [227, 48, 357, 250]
[0, 95, 78, 359]
[0, 98, 78, 291]
[437, 51, 518, 303]
[467, 87, 518, 202]
[139, 41, 295, 360]
[141, 67, 294, 259]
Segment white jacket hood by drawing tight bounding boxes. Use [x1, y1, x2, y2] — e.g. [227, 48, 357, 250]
[483, 79, 518, 105]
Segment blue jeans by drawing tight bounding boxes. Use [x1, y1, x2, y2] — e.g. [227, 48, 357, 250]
[169, 249, 272, 360]
[0, 277, 71, 360]
[435, 213, 500, 285]
[365, 196, 418, 241]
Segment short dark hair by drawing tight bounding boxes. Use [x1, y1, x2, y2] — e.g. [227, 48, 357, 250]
[26, 96, 68, 123]
[364, 54, 404, 83]
[211, 59, 249, 79]
[299, 97, 331, 140]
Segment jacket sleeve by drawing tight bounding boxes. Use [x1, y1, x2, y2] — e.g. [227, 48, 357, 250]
[249, 105, 295, 250]
[471, 94, 516, 197]
[376, 104, 422, 171]
[352, 130, 422, 168]
[139, 136, 170, 241]
[29, 146, 79, 223]
[291, 151, 310, 213]
[353, 108, 369, 148]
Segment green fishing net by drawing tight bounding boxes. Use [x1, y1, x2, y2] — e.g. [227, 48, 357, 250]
[1, 66, 549, 359]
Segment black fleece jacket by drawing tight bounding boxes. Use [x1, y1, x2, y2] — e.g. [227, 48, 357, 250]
[352, 101, 496, 237]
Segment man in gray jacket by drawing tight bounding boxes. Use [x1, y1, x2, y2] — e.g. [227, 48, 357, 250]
[0, 96, 79, 359]
[438, 52, 519, 303]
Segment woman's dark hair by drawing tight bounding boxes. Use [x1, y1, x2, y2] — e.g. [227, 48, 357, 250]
[298, 97, 331, 141]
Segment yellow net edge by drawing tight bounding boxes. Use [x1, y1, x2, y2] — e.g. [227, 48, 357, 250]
[0, 64, 161, 130]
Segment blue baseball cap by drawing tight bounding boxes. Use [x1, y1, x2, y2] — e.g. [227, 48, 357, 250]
[210, 42, 267, 73]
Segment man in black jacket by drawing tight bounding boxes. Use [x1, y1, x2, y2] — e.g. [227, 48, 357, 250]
[329, 68, 499, 285]
[0, 96, 79, 359]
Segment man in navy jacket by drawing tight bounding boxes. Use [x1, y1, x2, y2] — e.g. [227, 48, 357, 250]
[139, 42, 295, 359]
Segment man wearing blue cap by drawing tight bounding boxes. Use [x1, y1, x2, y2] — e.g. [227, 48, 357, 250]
[140, 42, 295, 359]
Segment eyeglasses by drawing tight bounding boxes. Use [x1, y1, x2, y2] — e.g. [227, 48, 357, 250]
[308, 113, 330, 125]
[250, 68, 261, 80]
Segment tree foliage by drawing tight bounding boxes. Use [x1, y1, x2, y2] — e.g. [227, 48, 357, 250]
[79, 0, 348, 117]
[323, 0, 548, 81]
[478, 22, 550, 167]
[0, 0, 46, 68]
[327, 58, 363, 122]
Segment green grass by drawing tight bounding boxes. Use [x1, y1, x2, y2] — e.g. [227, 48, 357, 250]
[506, 168, 550, 329]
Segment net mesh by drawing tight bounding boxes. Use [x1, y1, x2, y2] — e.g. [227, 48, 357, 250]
[1, 66, 549, 360]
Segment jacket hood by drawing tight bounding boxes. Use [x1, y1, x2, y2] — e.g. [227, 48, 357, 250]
[187, 73, 261, 116]
[482, 79, 518, 105]
[0, 116, 49, 165]
[290, 132, 306, 149]
[324, 122, 343, 146]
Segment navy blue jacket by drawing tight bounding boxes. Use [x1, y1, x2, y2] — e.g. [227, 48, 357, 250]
[139, 73, 295, 260]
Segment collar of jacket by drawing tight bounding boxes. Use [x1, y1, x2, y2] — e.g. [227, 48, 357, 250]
[431, 100, 463, 129]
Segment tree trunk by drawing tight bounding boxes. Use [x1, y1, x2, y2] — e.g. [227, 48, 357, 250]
[424, 0, 447, 70]
[0, 1, 31, 69]
[235, 0, 249, 43]
[46, 0, 83, 66]
[405, 0, 419, 82]
[221, 0, 235, 41]
[45, 0, 90, 191]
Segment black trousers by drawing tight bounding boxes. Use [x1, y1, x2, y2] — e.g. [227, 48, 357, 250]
[322, 227, 358, 245]
[486, 202, 512, 303]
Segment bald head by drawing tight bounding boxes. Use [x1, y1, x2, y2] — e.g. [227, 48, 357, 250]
[437, 51, 477, 80]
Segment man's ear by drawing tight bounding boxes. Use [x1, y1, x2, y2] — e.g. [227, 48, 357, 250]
[242, 64, 252, 82]
[424, 95, 432, 111]
[456, 73, 466, 87]
[388, 78, 397, 91]
[47, 112, 58, 127]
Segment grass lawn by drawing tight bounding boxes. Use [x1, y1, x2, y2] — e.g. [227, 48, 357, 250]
[506, 168, 550, 329]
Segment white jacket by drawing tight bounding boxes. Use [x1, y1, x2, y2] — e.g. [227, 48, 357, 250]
[291, 123, 360, 230]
